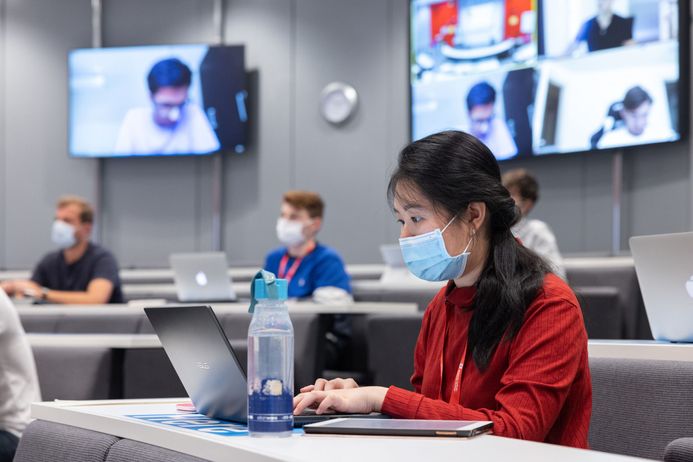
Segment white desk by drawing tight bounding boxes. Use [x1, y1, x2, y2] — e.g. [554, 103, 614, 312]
[563, 256, 634, 270]
[27, 333, 162, 349]
[25, 335, 693, 363]
[1, 264, 385, 285]
[124, 277, 444, 301]
[31, 399, 646, 462]
[588, 340, 693, 362]
[122, 283, 250, 300]
[351, 279, 445, 293]
[16, 301, 418, 317]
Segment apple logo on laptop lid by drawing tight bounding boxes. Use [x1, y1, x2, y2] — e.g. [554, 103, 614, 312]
[687, 276, 693, 299]
[195, 271, 209, 287]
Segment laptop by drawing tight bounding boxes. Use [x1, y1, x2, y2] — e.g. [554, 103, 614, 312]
[630, 232, 693, 342]
[144, 305, 386, 426]
[170, 252, 236, 302]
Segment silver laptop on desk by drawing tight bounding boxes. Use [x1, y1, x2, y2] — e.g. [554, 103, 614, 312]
[630, 232, 693, 342]
[170, 252, 236, 302]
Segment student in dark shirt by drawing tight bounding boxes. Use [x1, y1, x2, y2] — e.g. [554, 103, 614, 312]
[565, 0, 635, 55]
[0, 196, 123, 304]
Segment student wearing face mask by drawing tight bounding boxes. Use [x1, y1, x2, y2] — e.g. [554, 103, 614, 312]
[0, 196, 123, 304]
[293, 131, 591, 448]
[264, 190, 352, 368]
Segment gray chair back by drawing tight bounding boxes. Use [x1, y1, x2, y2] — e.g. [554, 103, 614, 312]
[589, 357, 693, 460]
[106, 439, 208, 462]
[664, 438, 693, 462]
[14, 421, 119, 462]
[573, 286, 622, 339]
[567, 264, 650, 339]
[366, 313, 423, 389]
[14, 420, 208, 462]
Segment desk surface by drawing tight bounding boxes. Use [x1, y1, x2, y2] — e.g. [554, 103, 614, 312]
[16, 300, 418, 316]
[588, 340, 693, 362]
[31, 400, 645, 462]
[26, 333, 162, 348]
[1, 257, 637, 284]
[0, 264, 386, 284]
[124, 280, 446, 300]
[25, 334, 692, 363]
[351, 279, 445, 293]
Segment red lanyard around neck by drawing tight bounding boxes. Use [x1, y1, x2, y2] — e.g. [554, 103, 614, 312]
[439, 306, 468, 405]
[278, 254, 302, 282]
[278, 242, 315, 282]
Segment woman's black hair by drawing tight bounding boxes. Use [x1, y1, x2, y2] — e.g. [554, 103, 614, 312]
[388, 130, 550, 370]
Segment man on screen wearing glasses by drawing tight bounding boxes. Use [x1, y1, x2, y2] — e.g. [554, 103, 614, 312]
[464, 81, 518, 161]
[115, 57, 220, 156]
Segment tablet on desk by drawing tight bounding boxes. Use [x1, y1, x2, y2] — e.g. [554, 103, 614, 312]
[304, 418, 493, 437]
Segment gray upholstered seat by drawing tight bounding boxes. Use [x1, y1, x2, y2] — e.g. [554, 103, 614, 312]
[567, 264, 650, 339]
[589, 357, 693, 460]
[573, 286, 622, 339]
[664, 438, 693, 462]
[14, 420, 208, 462]
[14, 420, 119, 462]
[353, 285, 439, 312]
[106, 439, 208, 462]
[32, 345, 116, 400]
[366, 313, 423, 390]
[54, 313, 145, 333]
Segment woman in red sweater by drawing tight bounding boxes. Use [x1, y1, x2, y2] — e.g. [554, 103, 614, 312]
[293, 130, 592, 447]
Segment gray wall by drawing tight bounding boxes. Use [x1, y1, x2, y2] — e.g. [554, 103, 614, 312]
[0, 0, 691, 270]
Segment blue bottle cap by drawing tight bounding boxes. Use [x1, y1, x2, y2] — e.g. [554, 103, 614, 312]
[253, 278, 288, 301]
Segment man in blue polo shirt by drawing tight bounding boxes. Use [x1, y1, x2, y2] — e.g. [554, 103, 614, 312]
[264, 190, 352, 369]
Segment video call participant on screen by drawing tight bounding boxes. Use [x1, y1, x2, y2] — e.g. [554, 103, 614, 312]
[502, 169, 566, 281]
[464, 82, 517, 160]
[0, 289, 41, 462]
[0, 196, 124, 304]
[293, 131, 591, 448]
[114, 57, 220, 156]
[264, 191, 353, 369]
[597, 86, 664, 149]
[565, 0, 634, 55]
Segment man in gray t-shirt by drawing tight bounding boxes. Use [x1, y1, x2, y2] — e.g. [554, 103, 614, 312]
[1, 195, 123, 304]
[0, 289, 41, 461]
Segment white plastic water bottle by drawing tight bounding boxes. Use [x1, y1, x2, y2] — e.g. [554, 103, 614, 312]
[247, 271, 294, 437]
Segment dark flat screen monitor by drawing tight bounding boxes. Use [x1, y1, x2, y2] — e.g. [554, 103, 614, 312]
[410, 0, 689, 160]
[69, 44, 247, 158]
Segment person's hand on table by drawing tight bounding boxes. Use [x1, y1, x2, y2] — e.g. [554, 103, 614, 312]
[299, 377, 359, 393]
[293, 384, 388, 416]
[0, 280, 16, 296]
[1, 280, 42, 299]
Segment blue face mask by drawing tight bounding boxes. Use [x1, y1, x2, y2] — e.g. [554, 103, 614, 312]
[398, 217, 473, 282]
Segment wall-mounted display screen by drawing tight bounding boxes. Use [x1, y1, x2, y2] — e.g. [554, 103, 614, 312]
[410, 0, 688, 160]
[69, 44, 247, 158]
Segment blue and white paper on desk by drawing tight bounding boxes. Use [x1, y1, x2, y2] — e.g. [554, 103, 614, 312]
[126, 413, 303, 437]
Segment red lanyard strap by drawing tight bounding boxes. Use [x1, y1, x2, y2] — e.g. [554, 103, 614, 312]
[278, 254, 303, 282]
[439, 306, 467, 405]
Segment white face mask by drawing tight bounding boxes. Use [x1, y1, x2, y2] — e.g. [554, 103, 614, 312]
[51, 220, 77, 249]
[276, 218, 307, 247]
